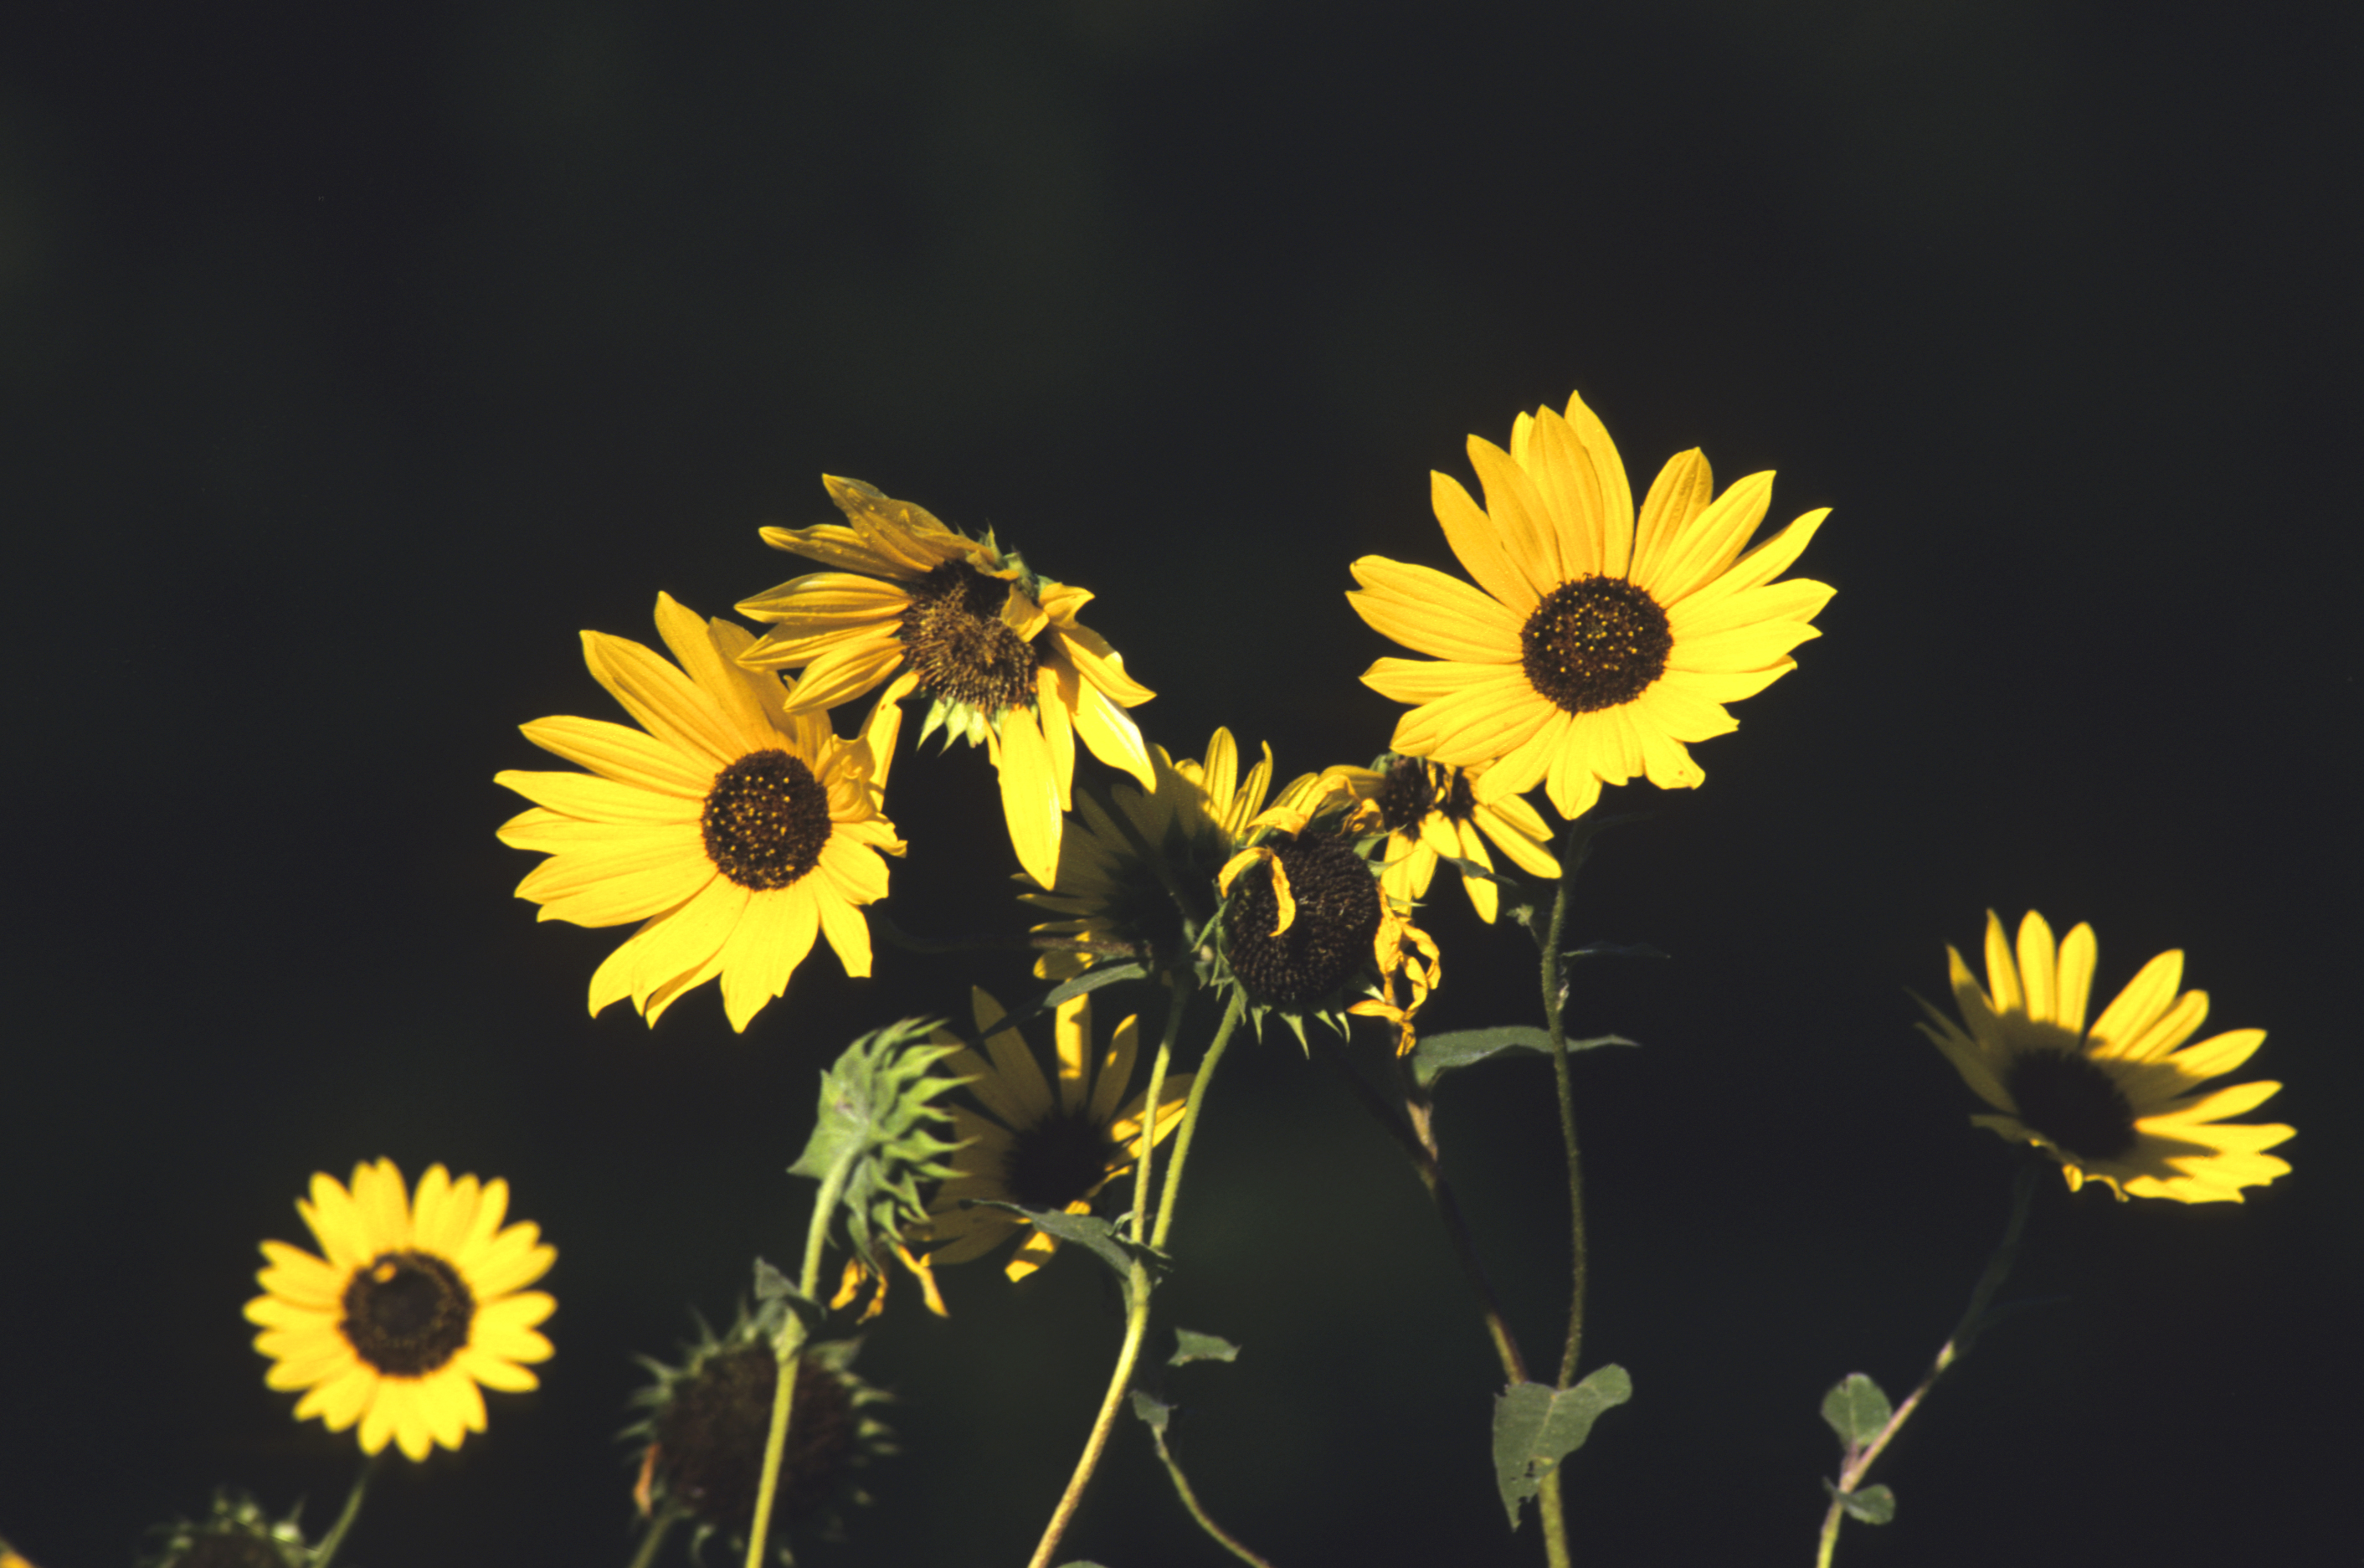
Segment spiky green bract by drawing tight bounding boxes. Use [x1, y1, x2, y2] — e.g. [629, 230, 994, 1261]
[141, 1490, 316, 1568]
[789, 1018, 967, 1271]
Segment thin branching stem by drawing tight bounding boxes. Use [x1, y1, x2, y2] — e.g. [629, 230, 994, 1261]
[1321, 1039, 1529, 1384]
[1814, 1157, 2041, 1568]
[1149, 1423, 1280, 1568]
[1130, 971, 1190, 1247]
[1030, 990, 1247, 1568]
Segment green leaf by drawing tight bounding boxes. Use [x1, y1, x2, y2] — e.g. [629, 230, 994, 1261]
[1820, 1373, 1894, 1450]
[1041, 959, 1152, 1010]
[961, 1200, 1168, 1301]
[1129, 1389, 1174, 1433]
[1565, 940, 1669, 963]
[1823, 1481, 1897, 1524]
[748, 1257, 823, 1334]
[1171, 1328, 1241, 1366]
[1492, 1365, 1633, 1526]
[1411, 1026, 1640, 1087]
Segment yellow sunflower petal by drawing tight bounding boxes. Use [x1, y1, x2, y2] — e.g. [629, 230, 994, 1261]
[1346, 557, 1524, 661]
[515, 715, 714, 798]
[1431, 469, 1543, 611]
[1627, 448, 1715, 589]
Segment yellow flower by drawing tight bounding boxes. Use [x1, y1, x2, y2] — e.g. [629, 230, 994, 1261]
[1349, 391, 1832, 820]
[736, 476, 1156, 888]
[924, 988, 1192, 1280]
[1916, 912, 2295, 1203]
[1020, 727, 1284, 979]
[1327, 756, 1560, 923]
[496, 593, 904, 1033]
[245, 1159, 555, 1461]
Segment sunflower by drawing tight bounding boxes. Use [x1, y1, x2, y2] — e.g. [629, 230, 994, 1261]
[1349, 390, 1832, 820]
[1326, 755, 1560, 923]
[923, 987, 1193, 1280]
[496, 593, 904, 1033]
[1020, 727, 1287, 979]
[735, 476, 1157, 888]
[245, 1160, 555, 1461]
[1915, 911, 2295, 1203]
[627, 1306, 892, 1554]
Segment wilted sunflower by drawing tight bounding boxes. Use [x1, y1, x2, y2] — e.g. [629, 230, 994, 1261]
[1350, 390, 1832, 820]
[627, 1306, 892, 1555]
[1915, 911, 2295, 1203]
[245, 1160, 555, 1461]
[925, 987, 1193, 1279]
[1020, 727, 1288, 979]
[496, 592, 904, 1033]
[735, 476, 1156, 888]
[1326, 755, 1559, 923]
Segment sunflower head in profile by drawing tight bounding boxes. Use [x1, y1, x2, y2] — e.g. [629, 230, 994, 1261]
[1916, 911, 2295, 1203]
[139, 1493, 313, 1568]
[1322, 754, 1561, 923]
[245, 1159, 555, 1461]
[626, 1304, 892, 1556]
[1349, 390, 1832, 821]
[496, 592, 905, 1034]
[924, 987, 1193, 1281]
[733, 476, 1158, 888]
[1019, 727, 1286, 981]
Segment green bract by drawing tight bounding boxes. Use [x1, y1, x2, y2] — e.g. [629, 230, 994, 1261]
[788, 1018, 967, 1271]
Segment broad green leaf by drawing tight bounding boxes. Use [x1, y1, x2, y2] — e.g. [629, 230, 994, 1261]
[1492, 1365, 1633, 1526]
[1411, 1026, 1639, 1088]
[1171, 1328, 1241, 1366]
[1129, 1389, 1174, 1433]
[961, 1200, 1168, 1302]
[1824, 1481, 1897, 1524]
[1820, 1373, 1894, 1449]
[1041, 960, 1151, 1009]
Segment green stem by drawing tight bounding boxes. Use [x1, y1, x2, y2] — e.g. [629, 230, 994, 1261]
[626, 1497, 686, 1568]
[1149, 1423, 1280, 1568]
[1815, 1157, 2041, 1568]
[1131, 972, 1190, 1247]
[1534, 813, 1606, 1568]
[1029, 989, 1247, 1568]
[743, 1149, 856, 1568]
[311, 1452, 376, 1568]
[1152, 990, 1246, 1252]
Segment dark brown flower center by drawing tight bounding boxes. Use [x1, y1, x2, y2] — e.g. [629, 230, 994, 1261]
[2002, 1049, 2139, 1162]
[899, 558, 1042, 712]
[702, 749, 832, 891]
[653, 1344, 858, 1529]
[1226, 835, 1383, 1009]
[340, 1250, 473, 1377]
[1005, 1112, 1123, 1211]
[1519, 575, 1673, 713]
[1374, 757, 1436, 835]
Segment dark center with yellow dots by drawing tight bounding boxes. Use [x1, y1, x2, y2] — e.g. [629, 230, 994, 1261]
[900, 558, 1043, 712]
[340, 1249, 473, 1377]
[1005, 1113, 1123, 1211]
[1519, 575, 1673, 713]
[701, 749, 832, 890]
[653, 1343, 857, 1529]
[1227, 835, 1384, 1008]
[2002, 1049, 2139, 1162]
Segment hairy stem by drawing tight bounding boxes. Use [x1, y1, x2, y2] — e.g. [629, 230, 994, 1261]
[743, 1148, 856, 1568]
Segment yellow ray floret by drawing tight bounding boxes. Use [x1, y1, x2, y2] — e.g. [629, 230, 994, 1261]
[1349, 391, 1832, 820]
[1914, 911, 2294, 1203]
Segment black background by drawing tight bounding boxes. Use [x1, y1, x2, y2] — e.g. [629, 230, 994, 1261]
[3, 3, 2356, 1564]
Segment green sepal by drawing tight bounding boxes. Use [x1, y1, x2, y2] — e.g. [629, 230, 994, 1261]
[1820, 1372, 1894, 1450]
[749, 1257, 825, 1337]
[789, 1018, 967, 1271]
[1129, 1388, 1174, 1434]
[1492, 1366, 1633, 1528]
[1824, 1480, 1897, 1524]
[1411, 1026, 1639, 1088]
[1170, 1328, 1241, 1366]
[960, 1200, 1170, 1301]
